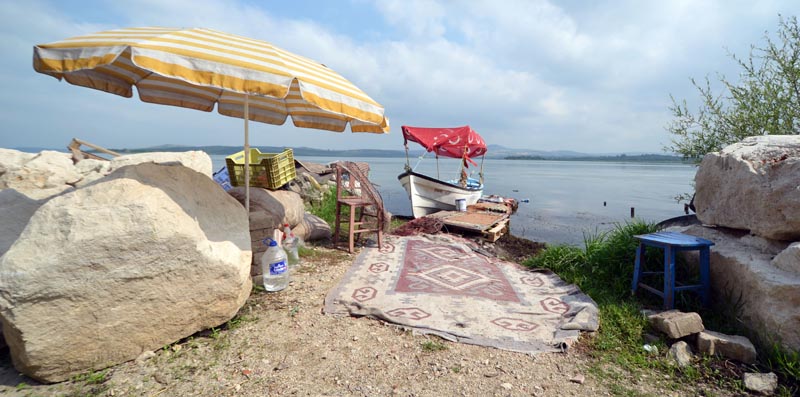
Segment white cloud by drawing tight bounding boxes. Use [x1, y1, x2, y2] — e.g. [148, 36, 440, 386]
[0, 0, 795, 153]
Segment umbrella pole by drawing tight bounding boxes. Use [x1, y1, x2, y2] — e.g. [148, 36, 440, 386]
[244, 94, 250, 214]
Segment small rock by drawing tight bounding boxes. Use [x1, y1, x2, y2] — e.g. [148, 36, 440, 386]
[668, 341, 694, 367]
[153, 373, 169, 385]
[697, 330, 757, 364]
[500, 382, 512, 390]
[569, 374, 585, 384]
[135, 350, 156, 364]
[648, 311, 704, 339]
[353, 336, 359, 341]
[743, 372, 778, 395]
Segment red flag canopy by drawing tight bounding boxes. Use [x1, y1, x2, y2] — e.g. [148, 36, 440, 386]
[402, 125, 487, 165]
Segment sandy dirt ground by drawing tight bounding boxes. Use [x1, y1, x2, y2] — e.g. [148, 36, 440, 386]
[0, 237, 737, 397]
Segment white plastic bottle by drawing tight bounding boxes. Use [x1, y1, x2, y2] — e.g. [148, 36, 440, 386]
[261, 239, 289, 292]
[284, 232, 301, 268]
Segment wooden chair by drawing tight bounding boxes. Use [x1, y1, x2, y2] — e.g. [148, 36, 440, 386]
[332, 161, 385, 253]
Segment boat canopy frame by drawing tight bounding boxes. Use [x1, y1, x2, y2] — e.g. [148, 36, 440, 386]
[401, 125, 487, 185]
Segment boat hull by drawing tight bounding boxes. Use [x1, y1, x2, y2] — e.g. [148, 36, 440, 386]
[398, 171, 483, 218]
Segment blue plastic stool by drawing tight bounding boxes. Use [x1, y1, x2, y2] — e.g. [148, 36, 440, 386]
[631, 231, 714, 309]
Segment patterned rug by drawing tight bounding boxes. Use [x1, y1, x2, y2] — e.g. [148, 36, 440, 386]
[324, 234, 599, 354]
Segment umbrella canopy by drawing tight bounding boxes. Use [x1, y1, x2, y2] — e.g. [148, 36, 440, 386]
[33, 27, 389, 211]
[33, 27, 389, 133]
[401, 125, 486, 166]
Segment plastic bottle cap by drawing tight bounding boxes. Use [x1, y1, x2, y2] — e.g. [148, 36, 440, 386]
[267, 238, 277, 247]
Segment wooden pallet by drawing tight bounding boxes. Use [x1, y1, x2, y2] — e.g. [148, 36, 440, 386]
[428, 210, 510, 242]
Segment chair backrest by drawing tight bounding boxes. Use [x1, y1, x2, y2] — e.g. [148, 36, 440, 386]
[333, 161, 385, 222]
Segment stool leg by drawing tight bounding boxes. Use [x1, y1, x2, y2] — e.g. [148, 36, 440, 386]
[700, 247, 711, 307]
[664, 246, 676, 310]
[631, 243, 645, 294]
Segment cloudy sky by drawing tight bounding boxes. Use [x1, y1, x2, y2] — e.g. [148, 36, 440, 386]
[1, 0, 796, 153]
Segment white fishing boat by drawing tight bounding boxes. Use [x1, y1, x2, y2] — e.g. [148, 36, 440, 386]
[397, 125, 488, 218]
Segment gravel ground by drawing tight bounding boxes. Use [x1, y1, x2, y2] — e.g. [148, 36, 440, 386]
[0, 238, 737, 397]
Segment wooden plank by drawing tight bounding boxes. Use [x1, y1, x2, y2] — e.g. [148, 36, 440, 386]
[483, 218, 509, 242]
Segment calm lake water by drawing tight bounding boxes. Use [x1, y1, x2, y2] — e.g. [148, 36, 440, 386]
[212, 155, 696, 246]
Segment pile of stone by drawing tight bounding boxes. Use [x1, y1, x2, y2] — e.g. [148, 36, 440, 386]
[648, 311, 777, 395]
[670, 135, 800, 353]
[0, 148, 334, 383]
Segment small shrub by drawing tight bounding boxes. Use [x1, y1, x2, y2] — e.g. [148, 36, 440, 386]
[308, 186, 337, 228]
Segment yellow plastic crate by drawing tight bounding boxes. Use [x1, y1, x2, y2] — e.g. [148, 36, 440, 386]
[226, 148, 296, 190]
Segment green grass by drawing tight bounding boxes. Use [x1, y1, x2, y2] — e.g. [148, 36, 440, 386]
[522, 220, 799, 394]
[72, 369, 109, 385]
[307, 186, 337, 227]
[420, 340, 448, 352]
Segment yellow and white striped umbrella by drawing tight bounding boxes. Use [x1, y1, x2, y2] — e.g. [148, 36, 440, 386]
[33, 26, 389, 133]
[34, 27, 389, 210]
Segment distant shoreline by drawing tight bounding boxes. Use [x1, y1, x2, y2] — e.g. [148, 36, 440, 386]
[10, 145, 693, 163]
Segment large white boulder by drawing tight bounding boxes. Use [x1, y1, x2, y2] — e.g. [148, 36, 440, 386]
[0, 190, 43, 256]
[0, 150, 80, 200]
[109, 151, 212, 177]
[672, 225, 799, 351]
[694, 135, 800, 240]
[0, 163, 252, 383]
[0, 148, 34, 170]
[73, 158, 112, 188]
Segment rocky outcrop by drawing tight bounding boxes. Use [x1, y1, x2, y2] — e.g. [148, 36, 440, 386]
[0, 149, 214, 200]
[694, 135, 800, 240]
[672, 225, 799, 351]
[0, 150, 79, 199]
[109, 151, 212, 177]
[0, 163, 251, 383]
[73, 158, 111, 187]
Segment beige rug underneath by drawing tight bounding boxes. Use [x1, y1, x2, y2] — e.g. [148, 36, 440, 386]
[324, 234, 598, 354]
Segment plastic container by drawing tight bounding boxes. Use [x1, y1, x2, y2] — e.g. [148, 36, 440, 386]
[261, 239, 289, 292]
[282, 223, 292, 242]
[284, 233, 301, 268]
[225, 148, 296, 190]
[455, 198, 467, 212]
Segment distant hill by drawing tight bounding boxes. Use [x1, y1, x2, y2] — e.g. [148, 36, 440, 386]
[14, 143, 685, 162]
[485, 144, 589, 159]
[108, 145, 413, 158]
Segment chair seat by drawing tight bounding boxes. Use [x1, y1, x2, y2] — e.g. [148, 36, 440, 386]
[631, 231, 714, 309]
[337, 197, 372, 206]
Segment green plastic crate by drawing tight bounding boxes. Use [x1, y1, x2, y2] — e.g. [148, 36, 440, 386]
[226, 148, 296, 190]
